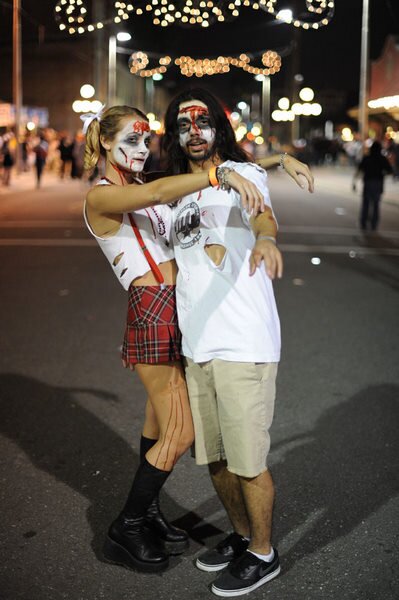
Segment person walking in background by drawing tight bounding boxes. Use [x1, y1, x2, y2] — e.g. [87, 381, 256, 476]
[387, 139, 399, 180]
[354, 141, 393, 231]
[72, 132, 85, 179]
[58, 135, 74, 179]
[1, 138, 15, 186]
[33, 133, 48, 188]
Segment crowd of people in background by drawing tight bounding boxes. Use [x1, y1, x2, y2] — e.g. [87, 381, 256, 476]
[1, 126, 399, 190]
[0, 128, 87, 188]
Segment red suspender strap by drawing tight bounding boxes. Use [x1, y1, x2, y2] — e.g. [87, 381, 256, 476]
[127, 212, 165, 286]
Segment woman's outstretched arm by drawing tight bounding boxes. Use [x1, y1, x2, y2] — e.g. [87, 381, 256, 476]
[86, 169, 265, 215]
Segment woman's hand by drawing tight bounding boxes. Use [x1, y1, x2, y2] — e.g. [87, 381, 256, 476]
[249, 239, 283, 279]
[122, 358, 135, 371]
[282, 155, 314, 192]
[225, 170, 266, 215]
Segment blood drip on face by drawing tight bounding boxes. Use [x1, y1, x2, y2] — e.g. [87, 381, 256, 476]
[110, 161, 127, 185]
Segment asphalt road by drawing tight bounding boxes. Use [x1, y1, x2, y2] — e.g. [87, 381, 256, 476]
[1, 166, 398, 600]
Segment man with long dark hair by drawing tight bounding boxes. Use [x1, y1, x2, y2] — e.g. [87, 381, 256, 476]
[162, 88, 311, 596]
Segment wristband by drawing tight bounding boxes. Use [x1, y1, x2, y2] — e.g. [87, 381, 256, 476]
[257, 235, 276, 244]
[208, 165, 219, 187]
[279, 152, 288, 170]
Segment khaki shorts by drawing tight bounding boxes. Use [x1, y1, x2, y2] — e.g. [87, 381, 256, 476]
[184, 358, 278, 478]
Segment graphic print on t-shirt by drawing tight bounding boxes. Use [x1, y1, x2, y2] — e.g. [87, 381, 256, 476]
[174, 202, 201, 248]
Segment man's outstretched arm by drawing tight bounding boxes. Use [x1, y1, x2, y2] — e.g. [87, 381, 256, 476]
[257, 154, 314, 193]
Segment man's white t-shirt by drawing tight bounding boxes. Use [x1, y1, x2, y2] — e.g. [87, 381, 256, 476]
[172, 160, 281, 364]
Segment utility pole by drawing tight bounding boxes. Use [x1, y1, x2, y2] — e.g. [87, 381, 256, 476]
[261, 76, 271, 141]
[359, 0, 370, 146]
[13, 0, 22, 173]
[108, 35, 117, 105]
[94, 0, 106, 102]
[290, 28, 302, 144]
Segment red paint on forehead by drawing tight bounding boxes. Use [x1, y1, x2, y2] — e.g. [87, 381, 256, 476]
[132, 120, 150, 135]
[178, 104, 209, 116]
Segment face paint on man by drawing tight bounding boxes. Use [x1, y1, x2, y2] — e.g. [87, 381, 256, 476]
[111, 118, 151, 173]
[177, 100, 216, 162]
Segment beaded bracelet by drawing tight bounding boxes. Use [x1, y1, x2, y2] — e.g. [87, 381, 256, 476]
[279, 152, 288, 170]
[216, 166, 232, 191]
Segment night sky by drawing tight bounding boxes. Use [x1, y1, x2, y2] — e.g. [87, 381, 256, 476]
[1, 0, 399, 110]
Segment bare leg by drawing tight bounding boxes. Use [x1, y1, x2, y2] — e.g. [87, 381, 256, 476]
[239, 469, 275, 554]
[142, 398, 159, 439]
[135, 362, 194, 471]
[209, 460, 250, 538]
[104, 363, 194, 569]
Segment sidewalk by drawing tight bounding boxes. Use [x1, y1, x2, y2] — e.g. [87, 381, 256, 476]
[0, 170, 88, 223]
[312, 165, 399, 206]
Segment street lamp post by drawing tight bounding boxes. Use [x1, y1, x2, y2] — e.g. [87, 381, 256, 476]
[261, 76, 271, 141]
[108, 32, 132, 105]
[94, 0, 106, 102]
[359, 0, 370, 145]
[108, 35, 117, 105]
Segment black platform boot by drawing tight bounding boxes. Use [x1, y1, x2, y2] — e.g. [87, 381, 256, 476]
[140, 436, 189, 555]
[103, 459, 170, 572]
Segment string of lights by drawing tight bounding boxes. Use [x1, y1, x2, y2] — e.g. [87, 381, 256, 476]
[128, 50, 281, 78]
[54, 0, 335, 34]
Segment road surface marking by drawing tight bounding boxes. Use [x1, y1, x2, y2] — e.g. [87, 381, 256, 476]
[1, 239, 399, 256]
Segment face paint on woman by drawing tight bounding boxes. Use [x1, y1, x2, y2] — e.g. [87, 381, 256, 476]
[111, 118, 151, 173]
[177, 100, 216, 161]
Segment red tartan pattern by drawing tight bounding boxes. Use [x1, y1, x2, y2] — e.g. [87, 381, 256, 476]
[122, 284, 182, 365]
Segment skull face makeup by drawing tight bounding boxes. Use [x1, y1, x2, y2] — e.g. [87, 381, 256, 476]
[109, 117, 151, 173]
[177, 100, 216, 162]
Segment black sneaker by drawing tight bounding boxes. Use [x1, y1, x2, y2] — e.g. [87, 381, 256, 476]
[195, 532, 249, 572]
[211, 548, 280, 596]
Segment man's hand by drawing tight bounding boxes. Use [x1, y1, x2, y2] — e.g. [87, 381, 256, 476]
[282, 155, 314, 193]
[226, 170, 266, 215]
[249, 239, 283, 279]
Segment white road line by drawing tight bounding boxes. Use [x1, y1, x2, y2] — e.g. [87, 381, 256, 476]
[279, 244, 399, 256]
[0, 220, 84, 228]
[278, 225, 399, 237]
[0, 239, 96, 246]
[1, 222, 399, 239]
[1, 238, 399, 256]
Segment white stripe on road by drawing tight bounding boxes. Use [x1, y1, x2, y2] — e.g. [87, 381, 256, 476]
[0, 220, 84, 228]
[278, 225, 399, 238]
[0, 239, 96, 246]
[1, 222, 399, 239]
[279, 244, 399, 255]
[1, 238, 399, 256]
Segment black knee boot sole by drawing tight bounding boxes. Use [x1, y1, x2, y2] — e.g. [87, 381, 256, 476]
[144, 521, 189, 555]
[103, 534, 169, 573]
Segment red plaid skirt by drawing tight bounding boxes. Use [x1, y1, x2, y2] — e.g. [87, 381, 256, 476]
[122, 284, 182, 365]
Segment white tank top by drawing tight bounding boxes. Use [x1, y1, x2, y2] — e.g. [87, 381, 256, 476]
[83, 179, 174, 290]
